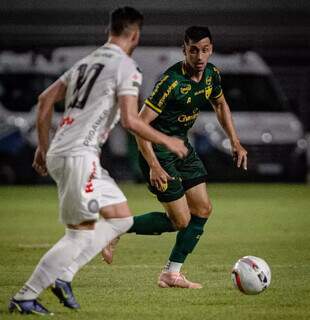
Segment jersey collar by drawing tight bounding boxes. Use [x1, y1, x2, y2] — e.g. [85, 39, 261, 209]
[102, 42, 126, 56]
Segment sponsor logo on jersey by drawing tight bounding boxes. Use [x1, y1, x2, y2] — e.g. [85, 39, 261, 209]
[150, 75, 169, 99]
[83, 109, 109, 146]
[85, 161, 97, 193]
[60, 116, 75, 127]
[177, 108, 199, 123]
[180, 84, 191, 95]
[158, 80, 178, 108]
[194, 89, 205, 96]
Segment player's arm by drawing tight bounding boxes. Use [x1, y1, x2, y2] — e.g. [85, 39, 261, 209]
[117, 58, 187, 159]
[118, 95, 187, 159]
[210, 94, 247, 170]
[33, 79, 67, 176]
[134, 104, 173, 190]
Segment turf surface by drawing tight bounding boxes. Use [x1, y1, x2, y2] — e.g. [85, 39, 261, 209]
[0, 183, 309, 319]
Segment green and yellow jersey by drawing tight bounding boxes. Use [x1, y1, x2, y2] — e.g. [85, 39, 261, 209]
[145, 61, 223, 140]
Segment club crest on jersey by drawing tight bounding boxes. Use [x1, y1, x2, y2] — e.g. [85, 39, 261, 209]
[206, 76, 212, 86]
[205, 86, 212, 99]
[180, 84, 191, 95]
[159, 182, 168, 192]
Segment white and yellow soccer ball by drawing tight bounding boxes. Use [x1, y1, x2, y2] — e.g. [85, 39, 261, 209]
[231, 256, 271, 295]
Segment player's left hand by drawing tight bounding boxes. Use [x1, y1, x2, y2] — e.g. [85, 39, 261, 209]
[150, 164, 174, 192]
[232, 142, 247, 170]
[32, 146, 48, 176]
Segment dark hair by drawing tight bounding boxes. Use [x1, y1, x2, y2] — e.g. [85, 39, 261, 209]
[184, 26, 213, 44]
[109, 7, 144, 36]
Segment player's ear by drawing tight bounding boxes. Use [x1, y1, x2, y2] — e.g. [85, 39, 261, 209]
[182, 44, 186, 56]
[130, 28, 140, 48]
[131, 28, 138, 41]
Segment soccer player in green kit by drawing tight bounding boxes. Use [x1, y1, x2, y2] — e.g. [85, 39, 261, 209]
[104, 26, 248, 288]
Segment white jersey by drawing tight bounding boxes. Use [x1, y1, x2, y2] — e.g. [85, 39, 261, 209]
[47, 43, 142, 157]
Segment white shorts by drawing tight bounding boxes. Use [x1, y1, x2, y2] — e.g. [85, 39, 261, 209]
[46, 153, 127, 225]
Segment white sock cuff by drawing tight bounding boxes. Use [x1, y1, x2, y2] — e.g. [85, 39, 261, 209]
[106, 216, 133, 235]
[165, 260, 183, 273]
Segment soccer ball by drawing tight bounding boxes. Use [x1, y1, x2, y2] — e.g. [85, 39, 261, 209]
[231, 256, 271, 295]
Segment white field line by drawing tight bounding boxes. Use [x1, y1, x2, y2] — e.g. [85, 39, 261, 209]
[18, 243, 52, 248]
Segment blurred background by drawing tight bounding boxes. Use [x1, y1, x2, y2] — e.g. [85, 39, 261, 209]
[0, 0, 309, 184]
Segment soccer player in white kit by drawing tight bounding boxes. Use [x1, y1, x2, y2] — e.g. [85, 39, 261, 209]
[9, 7, 187, 315]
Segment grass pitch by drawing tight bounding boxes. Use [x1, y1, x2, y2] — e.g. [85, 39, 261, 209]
[0, 183, 310, 319]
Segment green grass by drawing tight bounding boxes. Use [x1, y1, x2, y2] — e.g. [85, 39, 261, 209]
[0, 183, 310, 319]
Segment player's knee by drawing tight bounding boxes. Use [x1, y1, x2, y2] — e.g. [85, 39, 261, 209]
[173, 215, 190, 230]
[197, 202, 212, 218]
[205, 202, 212, 217]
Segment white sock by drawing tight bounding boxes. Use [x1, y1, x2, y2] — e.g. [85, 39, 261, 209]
[13, 285, 38, 301]
[14, 229, 93, 300]
[59, 219, 113, 282]
[59, 216, 133, 283]
[164, 260, 183, 273]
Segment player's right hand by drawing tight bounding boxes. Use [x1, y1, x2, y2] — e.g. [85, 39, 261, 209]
[232, 142, 248, 171]
[32, 146, 48, 176]
[165, 136, 188, 158]
[150, 164, 174, 192]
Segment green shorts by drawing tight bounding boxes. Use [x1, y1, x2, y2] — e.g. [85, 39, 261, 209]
[139, 141, 207, 202]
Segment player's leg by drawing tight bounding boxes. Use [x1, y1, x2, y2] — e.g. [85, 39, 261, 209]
[10, 155, 99, 314]
[157, 195, 204, 288]
[56, 165, 134, 302]
[158, 182, 212, 288]
[127, 211, 176, 235]
[127, 198, 189, 235]
[59, 201, 133, 284]
[102, 206, 183, 264]
[10, 220, 95, 314]
[185, 182, 212, 219]
[59, 169, 133, 281]
[52, 201, 132, 307]
[102, 198, 190, 263]
[168, 182, 212, 264]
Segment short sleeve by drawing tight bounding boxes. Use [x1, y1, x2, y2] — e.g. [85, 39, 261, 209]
[117, 57, 142, 97]
[210, 66, 223, 99]
[145, 74, 178, 114]
[59, 69, 72, 85]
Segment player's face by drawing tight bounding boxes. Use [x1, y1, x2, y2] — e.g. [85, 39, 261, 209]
[183, 37, 213, 73]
